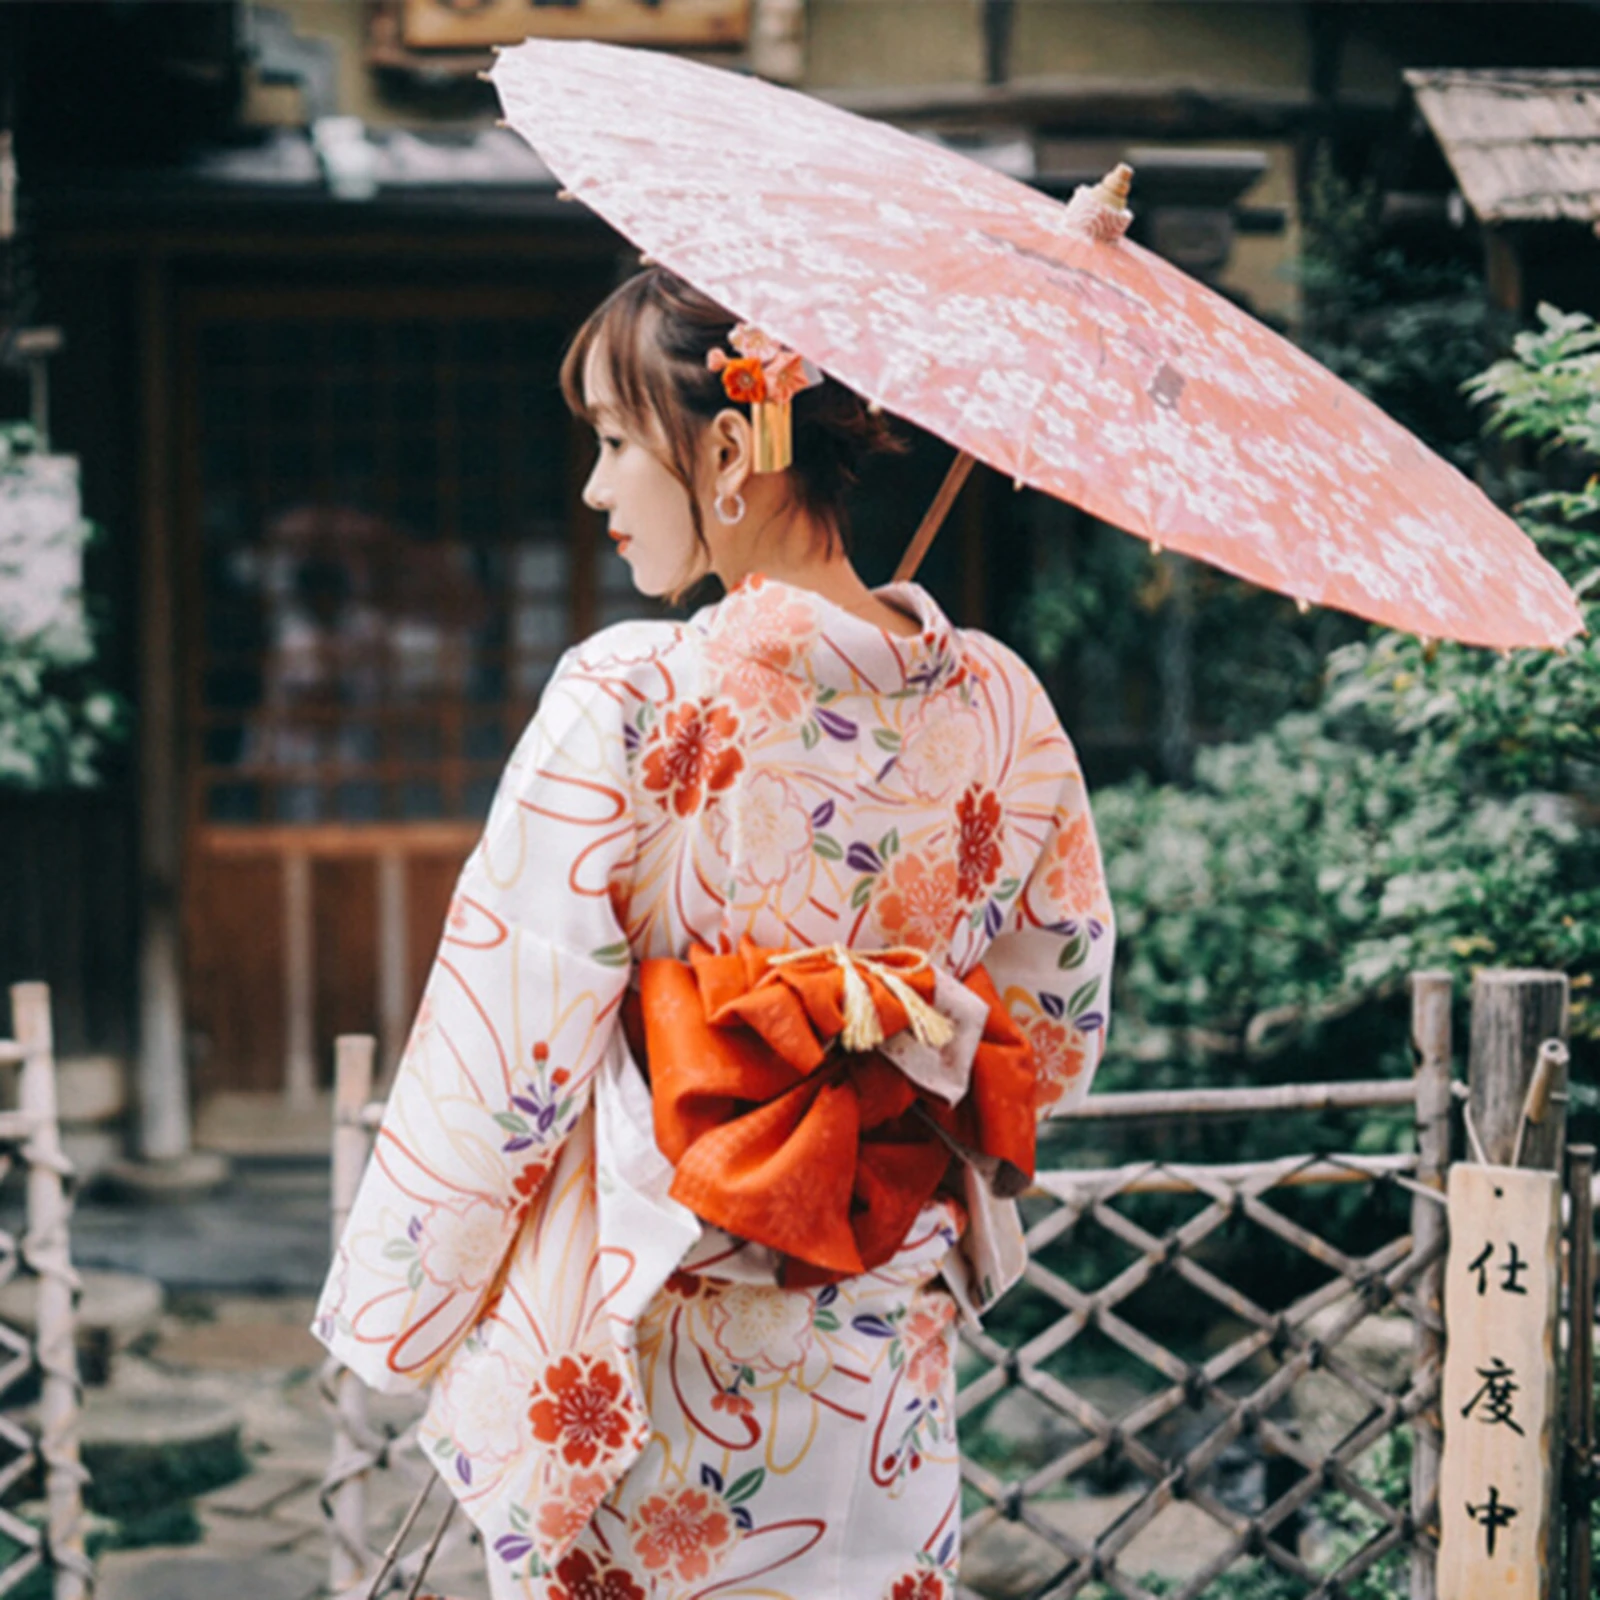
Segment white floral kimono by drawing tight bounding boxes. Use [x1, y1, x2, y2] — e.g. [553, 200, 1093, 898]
[313, 576, 1113, 1600]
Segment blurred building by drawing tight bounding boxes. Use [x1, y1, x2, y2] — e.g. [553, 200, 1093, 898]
[2, 0, 1596, 1156]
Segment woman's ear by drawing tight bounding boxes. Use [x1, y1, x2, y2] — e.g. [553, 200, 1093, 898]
[707, 407, 754, 499]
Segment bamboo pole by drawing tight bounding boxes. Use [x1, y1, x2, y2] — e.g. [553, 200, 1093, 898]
[329, 1034, 376, 1595]
[284, 851, 316, 1109]
[1408, 971, 1452, 1600]
[1064, 1078, 1417, 1122]
[12, 985, 90, 1600]
[894, 450, 976, 583]
[1566, 1143, 1595, 1600]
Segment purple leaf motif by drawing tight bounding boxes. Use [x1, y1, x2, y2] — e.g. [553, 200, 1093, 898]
[983, 900, 1004, 938]
[1089, 917, 1106, 939]
[734, 1505, 754, 1532]
[494, 1535, 534, 1562]
[407, 1216, 422, 1242]
[502, 1135, 535, 1153]
[811, 798, 835, 828]
[1039, 992, 1065, 1020]
[845, 842, 883, 875]
[814, 707, 859, 741]
[512, 1095, 541, 1115]
[816, 1283, 839, 1307]
[457, 1452, 473, 1485]
[700, 1462, 724, 1492]
[1078, 1011, 1106, 1032]
[852, 1313, 896, 1338]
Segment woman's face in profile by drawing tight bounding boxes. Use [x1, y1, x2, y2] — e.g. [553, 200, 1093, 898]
[580, 348, 704, 598]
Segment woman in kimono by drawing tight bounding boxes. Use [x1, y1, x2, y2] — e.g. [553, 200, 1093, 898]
[314, 268, 1114, 1600]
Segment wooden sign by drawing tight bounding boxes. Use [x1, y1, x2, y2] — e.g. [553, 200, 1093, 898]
[400, 0, 750, 51]
[1438, 1162, 1560, 1599]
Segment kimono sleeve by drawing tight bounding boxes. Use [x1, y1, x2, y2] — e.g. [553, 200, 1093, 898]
[312, 651, 636, 1393]
[985, 753, 1115, 1120]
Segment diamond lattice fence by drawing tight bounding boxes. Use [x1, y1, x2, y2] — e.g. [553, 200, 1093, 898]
[956, 1152, 1446, 1600]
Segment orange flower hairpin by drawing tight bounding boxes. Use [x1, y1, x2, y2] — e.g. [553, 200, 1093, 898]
[707, 325, 821, 472]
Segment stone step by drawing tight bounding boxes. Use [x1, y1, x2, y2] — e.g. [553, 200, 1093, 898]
[79, 1387, 248, 1520]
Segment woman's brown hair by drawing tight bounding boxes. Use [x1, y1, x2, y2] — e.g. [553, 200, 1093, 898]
[560, 267, 902, 591]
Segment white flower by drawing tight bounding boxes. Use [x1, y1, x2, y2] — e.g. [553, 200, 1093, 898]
[898, 704, 982, 802]
[718, 771, 812, 888]
[438, 1349, 529, 1462]
[417, 1197, 511, 1292]
[709, 1286, 815, 1375]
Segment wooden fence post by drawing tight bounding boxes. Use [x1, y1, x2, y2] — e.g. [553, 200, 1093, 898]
[1467, 968, 1571, 1591]
[1409, 970, 1452, 1600]
[1565, 1143, 1595, 1600]
[12, 984, 90, 1600]
[329, 1033, 376, 1595]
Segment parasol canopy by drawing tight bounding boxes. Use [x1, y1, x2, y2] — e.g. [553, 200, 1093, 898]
[489, 41, 1584, 651]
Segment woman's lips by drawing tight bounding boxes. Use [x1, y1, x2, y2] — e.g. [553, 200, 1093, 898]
[609, 529, 632, 551]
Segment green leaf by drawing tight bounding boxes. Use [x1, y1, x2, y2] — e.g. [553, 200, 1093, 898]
[879, 827, 900, 857]
[813, 832, 844, 860]
[873, 728, 902, 752]
[725, 1468, 765, 1505]
[995, 876, 1021, 901]
[383, 1238, 417, 1261]
[800, 720, 821, 750]
[850, 877, 875, 909]
[494, 1111, 530, 1134]
[1056, 931, 1089, 969]
[591, 941, 632, 967]
[407, 1262, 424, 1291]
[813, 1308, 840, 1331]
[1068, 977, 1101, 1018]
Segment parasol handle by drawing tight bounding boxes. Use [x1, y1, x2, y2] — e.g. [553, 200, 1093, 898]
[894, 450, 977, 583]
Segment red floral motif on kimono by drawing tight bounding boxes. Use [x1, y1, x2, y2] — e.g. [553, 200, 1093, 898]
[873, 849, 960, 954]
[900, 1297, 956, 1401]
[549, 1549, 646, 1600]
[954, 785, 1004, 901]
[1044, 812, 1108, 917]
[640, 699, 744, 816]
[537, 1470, 610, 1548]
[629, 1485, 740, 1583]
[527, 1354, 635, 1468]
[886, 1568, 950, 1600]
[1025, 1014, 1088, 1111]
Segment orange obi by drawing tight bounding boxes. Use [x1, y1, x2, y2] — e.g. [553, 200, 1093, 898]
[636, 939, 1036, 1286]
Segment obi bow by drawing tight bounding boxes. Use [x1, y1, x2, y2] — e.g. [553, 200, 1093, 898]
[636, 939, 1036, 1285]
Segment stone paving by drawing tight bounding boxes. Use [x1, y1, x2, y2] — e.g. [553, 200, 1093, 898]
[94, 1294, 488, 1600]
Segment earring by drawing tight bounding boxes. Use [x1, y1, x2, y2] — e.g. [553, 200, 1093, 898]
[714, 491, 746, 526]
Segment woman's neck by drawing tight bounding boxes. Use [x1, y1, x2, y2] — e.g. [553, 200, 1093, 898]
[713, 504, 921, 636]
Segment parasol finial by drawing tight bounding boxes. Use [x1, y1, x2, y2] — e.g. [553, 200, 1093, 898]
[1095, 163, 1134, 212]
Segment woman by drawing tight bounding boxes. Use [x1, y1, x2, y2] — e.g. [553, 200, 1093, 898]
[314, 268, 1113, 1600]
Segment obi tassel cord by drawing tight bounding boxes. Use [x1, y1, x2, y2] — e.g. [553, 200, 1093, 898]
[490, 41, 1582, 651]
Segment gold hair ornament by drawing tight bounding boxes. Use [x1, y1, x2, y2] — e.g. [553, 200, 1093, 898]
[707, 325, 822, 473]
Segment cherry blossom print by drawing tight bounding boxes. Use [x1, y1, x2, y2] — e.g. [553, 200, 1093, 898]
[434, 1349, 531, 1463]
[528, 1354, 637, 1468]
[711, 651, 808, 725]
[886, 1567, 951, 1600]
[639, 698, 744, 816]
[548, 1549, 647, 1600]
[1043, 810, 1112, 920]
[954, 785, 1004, 902]
[416, 1197, 513, 1293]
[900, 1295, 957, 1402]
[708, 1285, 817, 1378]
[702, 575, 820, 672]
[872, 849, 961, 956]
[711, 770, 813, 888]
[1024, 1013, 1090, 1113]
[628, 1485, 741, 1584]
[537, 1471, 610, 1550]
[897, 702, 983, 802]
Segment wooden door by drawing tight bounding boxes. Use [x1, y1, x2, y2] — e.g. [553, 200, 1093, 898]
[176, 285, 640, 1098]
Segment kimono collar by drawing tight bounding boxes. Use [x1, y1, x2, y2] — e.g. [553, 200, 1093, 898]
[694, 573, 965, 697]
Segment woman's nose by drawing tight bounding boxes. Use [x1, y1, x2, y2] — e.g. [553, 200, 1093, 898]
[581, 460, 610, 513]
